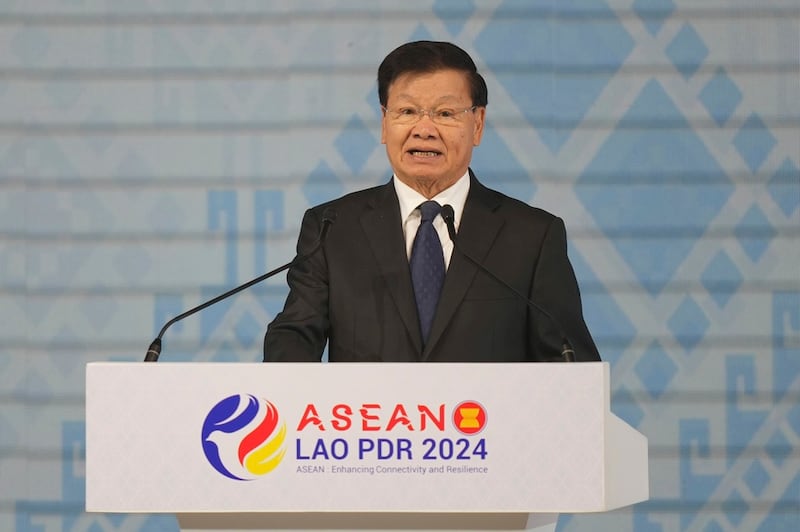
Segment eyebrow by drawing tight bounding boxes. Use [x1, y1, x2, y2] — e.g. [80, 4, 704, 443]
[390, 94, 464, 106]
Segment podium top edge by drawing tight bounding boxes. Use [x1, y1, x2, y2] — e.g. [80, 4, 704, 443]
[86, 361, 609, 368]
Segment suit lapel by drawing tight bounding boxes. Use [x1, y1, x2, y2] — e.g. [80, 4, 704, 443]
[360, 182, 424, 355]
[423, 174, 504, 359]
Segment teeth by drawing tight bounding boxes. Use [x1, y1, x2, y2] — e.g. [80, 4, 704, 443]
[411, 151, 439, 157]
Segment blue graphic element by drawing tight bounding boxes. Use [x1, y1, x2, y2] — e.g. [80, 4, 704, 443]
[633, 0, 676, 36]
[199, 285, 237, 344]
[569, 249, 636, 367]
[735, 204, 776, 263]
[208, 190, 239, 286]
[408, 23, 435, 43]
[234, 312, 262, 348]
[470, 121, 536, 202]
[680, 419, 723, 529]
[668, 297, 709, 352]
[154, 294, 186, 337]
[61, 422, 86, 531]
[768, 158, 800, 216]
[755, 474, 800, 531]
[743, 460, 770, 496]
[577, 80, 733, 296]
[632, 511, 664, 532]
[701, 251, 743, 308]
[334, 116, 379, 174]
[611, 386, 644, 428]
[766, 430, 792, 467]
[699, 68, 743, 126]
[433, 0, 475, 36]
[61, 422, 85, 503]
[201, 394, 260, 480]
[635, 341, 677, 399]
[733, 113, 777, 173]
[254, 190, 285, 275]
[726, 356, 768, 465]
[722, 489, 748, 527]
[366, 84, 383, 119]
[303, 161, 345, 207]
[789, 402, 800, 435]
[474, 0, 634, 153]
[772, 291, 800, 400]
[666, 24, 708, 79]
[149, 194, 187, 233]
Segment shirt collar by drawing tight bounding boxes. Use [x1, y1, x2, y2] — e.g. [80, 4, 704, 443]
[393, 170, 470, 226]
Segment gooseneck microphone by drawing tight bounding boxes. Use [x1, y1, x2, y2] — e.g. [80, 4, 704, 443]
[144, 208, 337, 362]
[440, 204, 575, 362]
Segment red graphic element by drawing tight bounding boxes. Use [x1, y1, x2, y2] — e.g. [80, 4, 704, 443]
[238, 401, 279, 464]
[452, 401, 487, 435]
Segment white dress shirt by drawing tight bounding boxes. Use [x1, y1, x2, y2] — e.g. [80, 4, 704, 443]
[393, 171, 470, 269]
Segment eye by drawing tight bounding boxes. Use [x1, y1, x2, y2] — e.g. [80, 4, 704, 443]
[397, 107, 417, 116]
[436, 109, 456, 119]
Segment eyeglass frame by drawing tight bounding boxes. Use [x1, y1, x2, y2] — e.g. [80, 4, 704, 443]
[381, 105, 478, 126]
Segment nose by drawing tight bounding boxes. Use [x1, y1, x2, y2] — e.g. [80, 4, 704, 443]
[411, 115, 438, 138]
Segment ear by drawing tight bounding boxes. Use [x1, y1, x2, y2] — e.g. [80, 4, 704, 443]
[472, 106, 486, 146]
[380, 109, 388, 144]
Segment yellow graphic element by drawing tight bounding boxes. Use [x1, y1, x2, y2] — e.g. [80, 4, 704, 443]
[244, 423, 287, 475]
[458, 407, 481, 429]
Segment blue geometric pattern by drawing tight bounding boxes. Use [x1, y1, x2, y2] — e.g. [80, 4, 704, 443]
[633, 0, 676, 36]
[577, 80, 733, 296]
[470, 121, 536, 201]
[433, 0, 475, 36]
[668, 297, 710, 352]
[733, 113, 778, 172]
[334, 115, 379, 174]
[569, 250, 636, 367]
[743, 460, 770, 496]
[666, 24, 709, 79]
[699, 68, 743, 126]
[2, 2, 798, 532]
[735, 205, 777, 262]
[303, 161, 345, 207]
[701, 251, 743, 308]
[635, 341, 677, 399]
[768, 158, 800, 216]
[474, 0, 634, 153]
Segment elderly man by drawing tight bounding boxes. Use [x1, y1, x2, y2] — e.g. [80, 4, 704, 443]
[264, 40, 600, 363]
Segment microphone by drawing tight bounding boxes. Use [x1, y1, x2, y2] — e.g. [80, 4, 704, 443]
[440, 204, 575, 362]
[144, 208, 337, 362]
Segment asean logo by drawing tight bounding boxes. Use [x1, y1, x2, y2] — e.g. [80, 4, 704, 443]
[452, 400, 487, 435]
[201, 394, 287, 480]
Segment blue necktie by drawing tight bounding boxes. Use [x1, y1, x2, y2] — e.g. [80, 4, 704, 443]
[410, 201, 445, 344]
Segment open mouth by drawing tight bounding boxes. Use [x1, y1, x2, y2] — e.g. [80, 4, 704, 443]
[408, 150, 441, 158]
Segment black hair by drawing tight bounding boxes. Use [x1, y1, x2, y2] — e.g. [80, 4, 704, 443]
[377, 41, 488, 108]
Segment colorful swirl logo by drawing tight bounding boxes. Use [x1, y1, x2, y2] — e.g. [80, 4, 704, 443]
[201, 394, 287, 480]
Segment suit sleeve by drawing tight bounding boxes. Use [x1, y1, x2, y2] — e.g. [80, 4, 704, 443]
[529, 216, 601, 362]
[263, 208, 330, 362]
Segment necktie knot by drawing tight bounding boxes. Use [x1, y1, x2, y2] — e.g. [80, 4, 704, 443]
[418, 201, 442, 224]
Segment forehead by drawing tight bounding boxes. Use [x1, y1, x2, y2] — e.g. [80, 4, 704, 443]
[386, 69, 471, 104]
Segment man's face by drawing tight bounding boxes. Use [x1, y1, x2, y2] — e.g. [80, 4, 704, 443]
[381, 69, 485, 197]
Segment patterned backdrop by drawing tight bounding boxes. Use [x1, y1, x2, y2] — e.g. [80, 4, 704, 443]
[1, 0, 798, 531]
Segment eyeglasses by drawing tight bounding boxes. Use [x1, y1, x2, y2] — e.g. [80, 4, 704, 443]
[382, 105, 477, 126]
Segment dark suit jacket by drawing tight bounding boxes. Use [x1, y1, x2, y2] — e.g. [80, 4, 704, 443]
[264, 171, 600, 363]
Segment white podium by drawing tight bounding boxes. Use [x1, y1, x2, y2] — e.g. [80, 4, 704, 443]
[85, 362, 648, 531]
